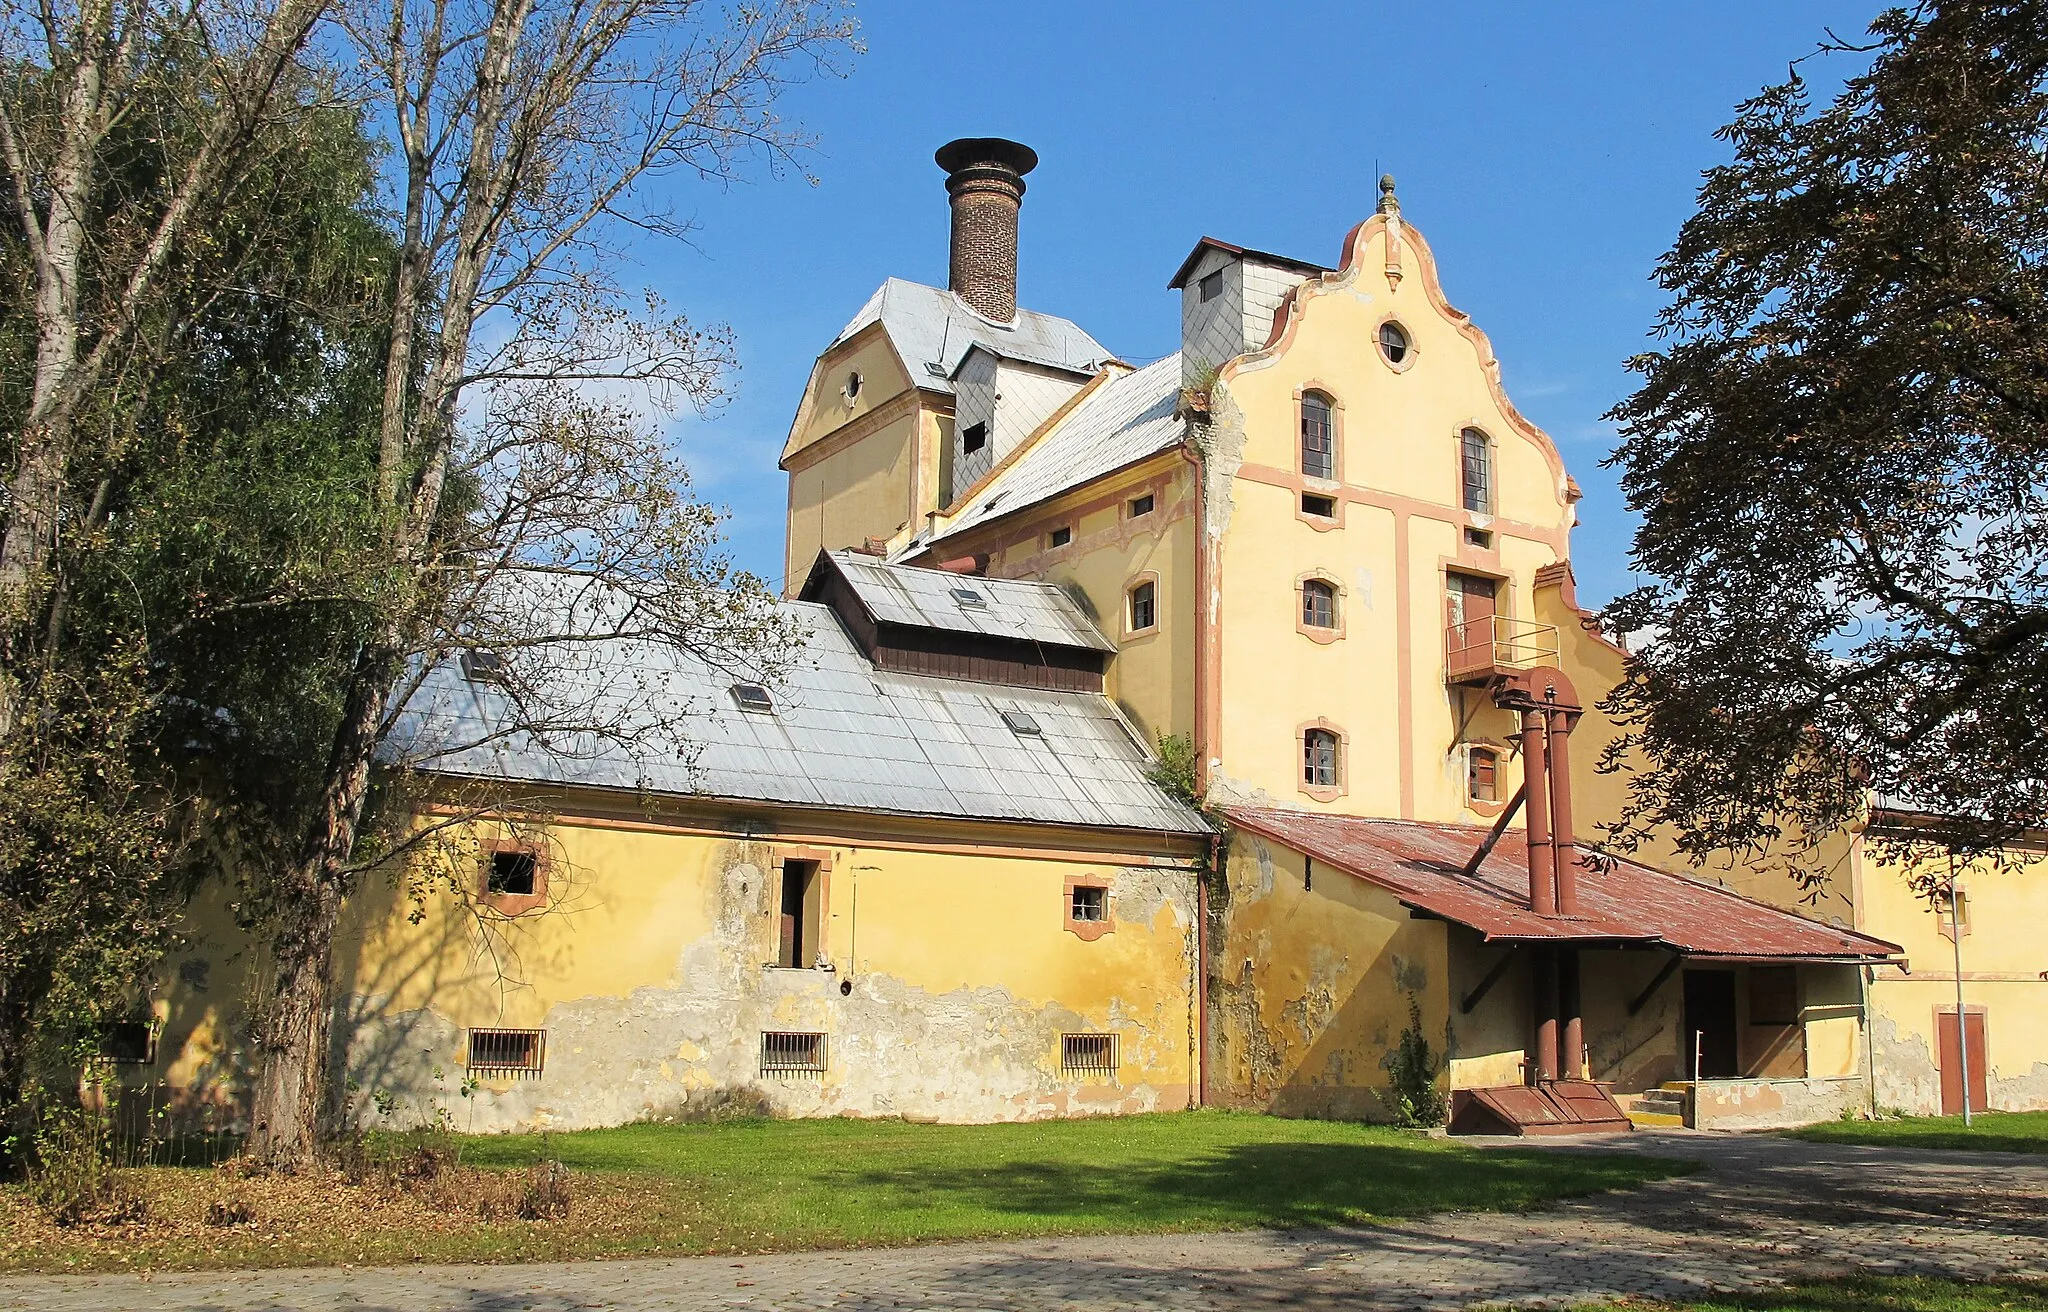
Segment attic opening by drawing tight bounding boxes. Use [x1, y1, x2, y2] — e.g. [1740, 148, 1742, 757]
[962, 421, 988, 454]
[488, 849, 538, 897]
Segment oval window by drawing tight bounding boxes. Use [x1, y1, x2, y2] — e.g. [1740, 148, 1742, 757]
[845, 370, 863, 400]
[1378, 321, 1411, 365]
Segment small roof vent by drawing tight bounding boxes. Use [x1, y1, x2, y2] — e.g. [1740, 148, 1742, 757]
[951, 587, 988, 609]
[730, 683, 774, 712]
[1001, 709, 1043, 736]
[460, 649, 507, 684]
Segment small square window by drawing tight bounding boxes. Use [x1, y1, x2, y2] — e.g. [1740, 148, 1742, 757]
[1062, 1032, 1118, 1072]
[98, 1022, 155, 1065]
[761, 1030, 827, 1074]
[1198, 270, 1224, 303]
[468, 1027, 545, 1074]
[963, 422, 988, 454]
[489, 849, 538, 896]
[1002, 708, 1043, 736]
[1302, 493, 1337, 518]
[1070, 885, 1107, 922]
[1127, 493, 1155, 518]
[731, 682, 774, 711]
[1049, 526, 1072, 548]
[460, 649, 506, 684]
[951, 587, 987, 609]
[1464, 527, 1494, 550]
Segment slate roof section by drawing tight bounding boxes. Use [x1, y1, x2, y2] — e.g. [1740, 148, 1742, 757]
[836, 278, 1114, 395]
[1221, 805, 1901, 960]
[388, 603, 1205, 836]
[817, 550, 1115, 653]
[929, 352, 1188, 545]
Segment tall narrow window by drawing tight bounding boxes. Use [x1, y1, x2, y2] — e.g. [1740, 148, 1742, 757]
[1301, 579, 1337, 629]
[1302, 728, 1340, 789]
[777, 860, 822, 969]
[1460, 428, 1492, 513]
[1467, 746, 1500, 803]
[1301, 392, 1334, 480]
[1128, 580, 1157, 633]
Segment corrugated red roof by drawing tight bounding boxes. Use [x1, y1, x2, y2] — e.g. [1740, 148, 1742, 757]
[1221, 805, 1900, 961]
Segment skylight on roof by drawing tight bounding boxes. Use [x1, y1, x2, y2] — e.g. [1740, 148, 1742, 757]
[730, 683, 774, 712]
[951, 587, 987, 609]
[1002, 709, 1043, 736]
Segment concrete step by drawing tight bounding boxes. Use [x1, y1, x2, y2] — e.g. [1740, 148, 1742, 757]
[1634, 1090, 1686, 1110]
[1660, 1081, 1694, 1094]
[1626, 1110, 1685, 1129]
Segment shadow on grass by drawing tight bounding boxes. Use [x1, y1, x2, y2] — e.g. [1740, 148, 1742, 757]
[827, 1140, 1687, 1230]
[1670, 1274, 2048, 1311]
[1790, 1126, 2047, 1155]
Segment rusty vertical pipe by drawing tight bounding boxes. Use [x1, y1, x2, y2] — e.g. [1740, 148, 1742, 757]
[1561, 949, 1584, 1080]
[1547, 705, 1578, 917]
[1533, 946, 1560, 1082]
[1521, 709, 1555, 917]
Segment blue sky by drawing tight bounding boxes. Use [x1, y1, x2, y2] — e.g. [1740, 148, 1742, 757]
[637, 1, 1877, 607]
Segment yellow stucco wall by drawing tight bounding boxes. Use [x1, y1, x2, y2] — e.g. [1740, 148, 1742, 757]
[146, 802, 1203, 1131]
[1209, 831, 1451, 1120]
[1862, 837, 2048, 1113]
[1202, 217, 1573, 822]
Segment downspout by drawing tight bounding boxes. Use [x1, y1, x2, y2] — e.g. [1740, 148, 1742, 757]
[1181, 440, 1215, 1112]
[1197, 829, 1221, 1109]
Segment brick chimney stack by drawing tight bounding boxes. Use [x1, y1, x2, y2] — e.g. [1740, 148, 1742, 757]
[935, 137, 1037, 323]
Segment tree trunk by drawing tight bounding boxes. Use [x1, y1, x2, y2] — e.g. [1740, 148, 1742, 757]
[246, 645, 396, 1165]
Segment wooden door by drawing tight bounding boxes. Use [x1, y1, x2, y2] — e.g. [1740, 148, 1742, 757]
[1445, 573, 1498, 663]
[1938, 1009, 1989, 1116]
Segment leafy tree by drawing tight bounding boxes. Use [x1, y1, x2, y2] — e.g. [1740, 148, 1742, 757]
[1602, 0, 2048, 879]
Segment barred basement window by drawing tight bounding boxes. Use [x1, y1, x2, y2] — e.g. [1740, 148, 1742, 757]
[1062, 1033, 1118, 1073]
[468, 1027, 546, 1075]
[761, 1031, 828, 1074]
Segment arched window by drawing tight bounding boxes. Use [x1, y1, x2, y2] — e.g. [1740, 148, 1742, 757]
[1302, 728, 1340, 788]
[1301, 579, 1337, 629]
[1460, 428, 1492, 514]
[1467, 745, 1500, 803]
[1300, 392, 1334, 480]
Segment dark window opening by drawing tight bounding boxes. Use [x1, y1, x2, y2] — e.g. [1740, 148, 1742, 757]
[777, 860, 822, 970]
[1062, 1032, 1118, 1072]
[1300, 391, 1334, 479]
[1464, 526, 1494, 550]
[1301, 579, 1337, 629]
[489, 849, 538, 897]
[1128, 493, 1155, 518]
[1379, 321, 1411, 364]
[1049, 525, 1072, 548]
[1301, 492, 1337, 518]
[468, 1028, 545, 1073]
[460, 649, 506, 684]
[1748, 966, 1799, 1027]
[1303, 728, 1340, 788]
[1460, 428, 1492, 514]
[730, 682, 774, 712]
[1198, 270, 1224, 303]
[1467, 746, 1499, 803]
[950, 587, 987, 609]
[962, 421, 988, 454]
[1002, 708, 1043, 736]
[1070, 885, 1107, 922]
[761, 1030, 827, 1073]
[99, 1022, 155, 1065]
[1128, 581, 1157, 632]
[845, 370, 862, 400]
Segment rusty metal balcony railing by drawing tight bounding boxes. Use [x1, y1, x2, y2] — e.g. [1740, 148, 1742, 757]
[1445, 615, 1561, 684]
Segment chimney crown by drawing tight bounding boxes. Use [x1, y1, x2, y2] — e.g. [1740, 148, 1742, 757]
[936, 137, 1037, 323]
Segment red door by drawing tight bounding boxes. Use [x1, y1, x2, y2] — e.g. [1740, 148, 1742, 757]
[1937, 1009, 1989, 1116]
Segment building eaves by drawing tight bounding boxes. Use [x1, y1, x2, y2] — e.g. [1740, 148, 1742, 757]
[832, 278, 1114, 397]
[810, 549, 1115, 653]
[1221, 805, 1901, 960]
[1167, 236, 1331, 290]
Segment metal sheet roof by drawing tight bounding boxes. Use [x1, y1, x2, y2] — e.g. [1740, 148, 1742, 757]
[929, 353, 1187, 545]
[1221, 806, 1900, 959]
[388, 603, 1205, 836]
[822, 550, 1114, 653]
[836, 278, 1113, 396]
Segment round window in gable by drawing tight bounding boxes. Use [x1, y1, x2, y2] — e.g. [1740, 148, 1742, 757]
[844, 370, 863, 401]
[1378, 321, 1411, 366]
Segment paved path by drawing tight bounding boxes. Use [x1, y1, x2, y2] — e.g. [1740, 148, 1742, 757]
[1, 1132, 2043, 1311]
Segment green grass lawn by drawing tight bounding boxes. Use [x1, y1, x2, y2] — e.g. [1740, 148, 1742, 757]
[1601, 1274, 2048, 1310]
[456, 1109, 1690, 1243]
[0, 1110, 1695, 1273]
[1785, 1109, 2048, 1155]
